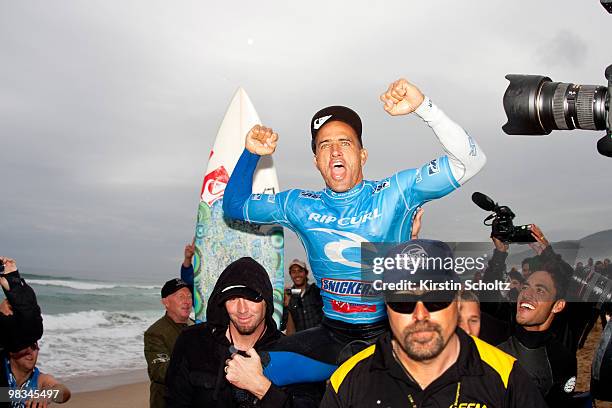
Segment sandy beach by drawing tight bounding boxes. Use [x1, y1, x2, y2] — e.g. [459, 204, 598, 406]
[56, 324, 612, 408]
[62, 370, 149, 408]
[63, 382, 149, 408]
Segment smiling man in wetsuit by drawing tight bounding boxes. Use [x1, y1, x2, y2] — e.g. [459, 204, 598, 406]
[223, 78, 487, 384]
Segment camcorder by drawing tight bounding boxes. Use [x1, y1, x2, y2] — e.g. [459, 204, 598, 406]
[502, 0, 612, 157]
[472, 192, 535, 244]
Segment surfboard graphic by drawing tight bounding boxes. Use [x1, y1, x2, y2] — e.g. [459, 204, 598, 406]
[193, 88, 284, 325]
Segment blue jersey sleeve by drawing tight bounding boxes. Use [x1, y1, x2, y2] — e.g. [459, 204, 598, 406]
[223, 149, 259, 220]
[241, 189, 294, 227]
[395, 155, 460, 209]
[223, 148, 293, 227]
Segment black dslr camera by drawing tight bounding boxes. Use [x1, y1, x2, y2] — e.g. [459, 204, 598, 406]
[502, 1, 612, 158]
[472, 192, 535, 244]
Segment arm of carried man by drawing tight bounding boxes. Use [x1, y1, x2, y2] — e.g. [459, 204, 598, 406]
[226, 348, 321, 407]
[416, 97, 487, 185]
[394, 98, 486, 206]
[222, 149, 296, 227]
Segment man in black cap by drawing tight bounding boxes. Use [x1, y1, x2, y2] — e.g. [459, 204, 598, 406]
[144, 278, 194, 408]
[165, 257, 322, 407]
[223, 78, 487, 384]
[321, 240, 547, 408]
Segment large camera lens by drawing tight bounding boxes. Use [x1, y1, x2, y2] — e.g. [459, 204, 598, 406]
[503, 74, 608, 135]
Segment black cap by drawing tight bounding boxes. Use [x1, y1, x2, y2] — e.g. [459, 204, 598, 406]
[217, 285, 264, 305]
[206, 257, 275, 328]
[213, 257, 272, 306]
[310, 105, 362, 153]
[161, 278, 190, 298]
[382, 240, 460, 302]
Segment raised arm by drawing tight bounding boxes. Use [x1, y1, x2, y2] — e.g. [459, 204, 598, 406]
[223, 125, 276, 221]
[414, 96, 486, 185]
[380, 78, 486, 184]
[223, 126, 294, 226]
[180, 241, 195, 287]
[0, 257, 43, 352]
[223, 147, 262, 220]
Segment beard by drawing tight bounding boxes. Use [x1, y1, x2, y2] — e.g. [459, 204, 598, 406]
[230, 316, 265, 335]
[396, 321, 445, 362]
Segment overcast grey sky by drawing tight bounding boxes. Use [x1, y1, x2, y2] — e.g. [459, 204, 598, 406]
[1, 1, 611, 282]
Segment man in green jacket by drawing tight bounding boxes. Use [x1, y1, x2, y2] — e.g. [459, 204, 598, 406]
[144, 278, 194, 408]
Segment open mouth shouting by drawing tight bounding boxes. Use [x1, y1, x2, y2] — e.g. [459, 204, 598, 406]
[330, 159, 346, 180]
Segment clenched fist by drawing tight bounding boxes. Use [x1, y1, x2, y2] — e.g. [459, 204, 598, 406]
[245, 125, 278, 156]
[379, 78, 425, 116]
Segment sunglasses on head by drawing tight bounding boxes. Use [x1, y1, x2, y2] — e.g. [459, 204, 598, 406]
[225, 294, 264, 304]
[386, 290, 456, 314]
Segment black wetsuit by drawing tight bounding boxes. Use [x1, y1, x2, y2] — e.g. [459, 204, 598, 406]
[498, 325, 577, 405]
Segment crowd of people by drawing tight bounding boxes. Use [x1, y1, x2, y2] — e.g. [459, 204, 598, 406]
[4, 78, 611, 407]
[142, 78, 611, 407]
[145, 228, 612, 407]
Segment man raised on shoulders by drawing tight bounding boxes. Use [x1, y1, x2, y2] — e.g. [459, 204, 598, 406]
[223, 79, 487, 381]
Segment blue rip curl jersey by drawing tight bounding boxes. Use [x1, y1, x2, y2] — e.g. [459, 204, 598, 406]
[223, 149, 459, 324]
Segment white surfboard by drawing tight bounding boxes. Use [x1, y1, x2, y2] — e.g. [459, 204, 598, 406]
[193, 88, 285, 325]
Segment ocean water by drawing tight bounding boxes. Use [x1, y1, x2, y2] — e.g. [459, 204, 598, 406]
[20, 274, 165, 380]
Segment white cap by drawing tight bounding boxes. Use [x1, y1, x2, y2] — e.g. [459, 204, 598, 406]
[289, 259, 308, 271]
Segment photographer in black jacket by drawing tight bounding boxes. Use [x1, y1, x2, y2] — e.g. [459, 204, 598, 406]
[0, 257, 44, 389]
